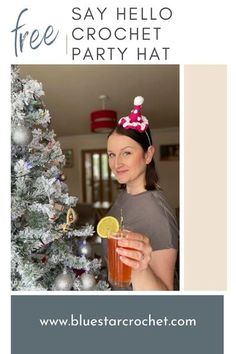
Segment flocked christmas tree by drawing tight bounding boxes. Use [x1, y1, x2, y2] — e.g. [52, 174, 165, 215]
[11, 65, 109, 291]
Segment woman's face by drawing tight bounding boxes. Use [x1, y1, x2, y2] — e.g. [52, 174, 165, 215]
[107, 133, 149, 192]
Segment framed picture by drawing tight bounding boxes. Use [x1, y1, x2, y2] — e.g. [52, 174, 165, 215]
[62, 149, 74, 168]
[160, 144, 179, 161]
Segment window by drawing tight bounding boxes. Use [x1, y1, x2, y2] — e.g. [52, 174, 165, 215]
[82, 149, 119, 209]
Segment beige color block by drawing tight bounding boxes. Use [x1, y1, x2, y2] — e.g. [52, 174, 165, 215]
[184, 65, 227, 290]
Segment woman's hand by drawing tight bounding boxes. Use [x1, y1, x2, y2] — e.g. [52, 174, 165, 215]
[116, 230, 152, 271]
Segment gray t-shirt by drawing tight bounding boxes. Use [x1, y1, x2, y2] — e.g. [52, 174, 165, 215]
[105, 189, 178, 251]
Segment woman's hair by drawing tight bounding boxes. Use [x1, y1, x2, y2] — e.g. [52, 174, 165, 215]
[108, 125, 159, 190]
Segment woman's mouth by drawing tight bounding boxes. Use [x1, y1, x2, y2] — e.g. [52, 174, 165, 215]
[115, 169, 128, 177]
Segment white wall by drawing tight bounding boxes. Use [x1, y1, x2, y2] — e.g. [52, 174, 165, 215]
[58, 127, 179, 209]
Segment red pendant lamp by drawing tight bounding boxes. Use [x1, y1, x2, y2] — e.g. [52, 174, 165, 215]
[91, 95, 117, 133]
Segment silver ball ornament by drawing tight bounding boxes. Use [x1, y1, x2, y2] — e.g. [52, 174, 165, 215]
[12, 125, 33, 146]
[77, 240, 92, 258]
[80, 273, 96, 290]
[54, 271, 74, 291]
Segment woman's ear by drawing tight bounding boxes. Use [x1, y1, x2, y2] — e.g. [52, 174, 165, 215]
[145, 146, 155, 164]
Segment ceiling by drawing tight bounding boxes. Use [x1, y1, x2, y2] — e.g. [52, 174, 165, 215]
[19, 65, 179, 137]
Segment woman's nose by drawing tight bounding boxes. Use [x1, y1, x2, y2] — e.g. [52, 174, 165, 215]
[115, 155, 123, 168]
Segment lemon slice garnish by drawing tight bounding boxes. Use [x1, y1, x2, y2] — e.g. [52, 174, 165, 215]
[96, 216, 119, 238]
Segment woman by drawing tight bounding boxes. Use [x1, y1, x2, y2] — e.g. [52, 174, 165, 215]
[106, 96, 178, 291]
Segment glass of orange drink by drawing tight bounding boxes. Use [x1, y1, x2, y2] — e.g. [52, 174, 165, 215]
[97, 215, 132, 289]
[108, 230, 132, 289]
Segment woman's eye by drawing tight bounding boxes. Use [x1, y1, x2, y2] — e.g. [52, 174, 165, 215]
[123, 151, 131, 156]
[108, 153, 115, 158]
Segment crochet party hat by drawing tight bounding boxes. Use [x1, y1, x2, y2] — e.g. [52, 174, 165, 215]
[118, 96, 149, 133]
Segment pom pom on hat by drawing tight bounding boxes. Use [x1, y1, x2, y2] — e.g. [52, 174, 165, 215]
[118, 96, 149, 132]
[134, 96, 144, 106]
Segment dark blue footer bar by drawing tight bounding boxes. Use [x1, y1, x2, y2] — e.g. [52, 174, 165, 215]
[11, 295, 223, 354]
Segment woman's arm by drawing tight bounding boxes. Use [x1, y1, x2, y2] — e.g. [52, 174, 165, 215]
[131, 249, 177, 291]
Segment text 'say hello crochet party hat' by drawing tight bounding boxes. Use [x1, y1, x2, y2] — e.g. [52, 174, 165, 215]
[118, 96, 149, 133]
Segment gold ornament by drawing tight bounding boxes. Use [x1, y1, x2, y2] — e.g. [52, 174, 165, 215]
[60, 173, 67, 181]
[67, 207, 77, 224]
[59, 207, 77, 233]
